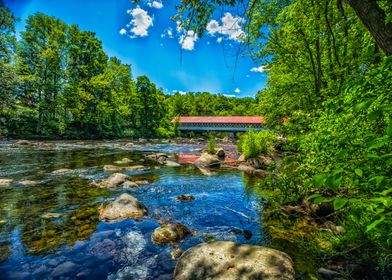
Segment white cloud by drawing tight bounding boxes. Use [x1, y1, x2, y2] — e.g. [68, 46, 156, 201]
[206, 13, 245, 42]
[127, 6, 153, 38]
[250, 65, 269, 73]
[119, 28, 127, 35]
[217, 37, 223, 43]
[179, 30, 198, 50]
[173, 90, 187, 95]
[234, 88, 241, 93]
[161, 27, 173, 39]
[147, 1, 163, 9]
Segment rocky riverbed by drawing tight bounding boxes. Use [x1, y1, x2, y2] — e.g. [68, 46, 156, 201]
[0, 139, 310, 279]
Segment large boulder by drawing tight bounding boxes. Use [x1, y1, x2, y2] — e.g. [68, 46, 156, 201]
[173, 241, 295, 280]
[15, 140, 32, 146]
[0, 179, 13, 186]
[152, 223, 191, 245]
[194, 153, 221, 169]
[145, 153, 169, 164]
[99, 193, 147, 222]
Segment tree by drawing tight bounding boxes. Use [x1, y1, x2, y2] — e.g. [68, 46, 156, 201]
[0, 0, 17, 62]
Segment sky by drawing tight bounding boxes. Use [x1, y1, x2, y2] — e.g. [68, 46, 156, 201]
[5, 0, 268, 97]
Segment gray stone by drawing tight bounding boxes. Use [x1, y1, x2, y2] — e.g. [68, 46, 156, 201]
[216, 148, 225, 158]
[194, 153, 221, 169]
[173, 241, 295, 280]
[165, 160, 181, 167]
[317, 268, 343, 279]
[0, 178, 13, 186]
[99, 193, 147, 222]
[99, 173, 130, 188]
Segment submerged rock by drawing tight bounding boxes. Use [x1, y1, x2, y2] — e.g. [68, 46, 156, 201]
[99, 193, 147, 222]
[18, 180, 38, 186]
[175, 194, 195, 202]
[134, 180, 149, 185]
[122, 181, 139, 188]
[103, 165, 122, 172]
[51, 168, 71, 175]
[0, 179, 13, 186]
[194, 153, 221, 169]
[146, 153, 169, 164]
[114, 158, 133, 164]
[124, 165, 147, 171]
[41, 213, 63, 219]
[173, 241, 295, 280]
[152, 223, 191, 245]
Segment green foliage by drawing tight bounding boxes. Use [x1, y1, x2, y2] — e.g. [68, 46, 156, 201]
[208, 134, 216, 154]
[239, 129, 277, 159]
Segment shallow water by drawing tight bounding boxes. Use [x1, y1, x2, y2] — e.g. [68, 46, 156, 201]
[0, 141, 268, 280]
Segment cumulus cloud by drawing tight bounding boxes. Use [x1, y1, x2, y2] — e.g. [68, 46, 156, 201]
[179, 30, 198, 51]
[147, 1, 163, 9]
[119, 28, 127, 35]
[250, 65, 269, 73]
[234, 88, 241, 93]
[161, 27, 173, 39]
[126, 6, 153, 38]
[206, 13, 245, 42]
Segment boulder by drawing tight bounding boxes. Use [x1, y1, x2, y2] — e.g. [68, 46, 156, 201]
[246, 156, 273, 169]
[15, 140, 31, 146]
[138, 138, 148, 144]
[215, 148, 225, 159]
[152, 223, 191, 245]
[134, 180, 149, 185]
[18, 180, 38, 186]
[173, 241, 295, 280]
[194, 153, 221, 169]
[175, 194, 195, 202]
[125, 142, 134, 147]
[0, 179, 13, 186]
[146, 153, 169, 164]
[99, 193, 147, 221]
[100, 173, 130, 188]
[317, 268, 343, 280]
[238, 164, 256, 173]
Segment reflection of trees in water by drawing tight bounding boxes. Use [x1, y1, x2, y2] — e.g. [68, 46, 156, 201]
[0, 177, 109, 256]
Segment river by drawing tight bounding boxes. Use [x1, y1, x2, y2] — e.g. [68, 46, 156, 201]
[0, 140, 270, 279]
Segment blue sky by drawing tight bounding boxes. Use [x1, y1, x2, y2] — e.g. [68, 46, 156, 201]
[6, 0, 268, 97]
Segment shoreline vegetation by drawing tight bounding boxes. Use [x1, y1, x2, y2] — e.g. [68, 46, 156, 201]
[1, 0, 391, 279]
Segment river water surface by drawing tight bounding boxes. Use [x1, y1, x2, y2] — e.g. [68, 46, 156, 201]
[0, 141, 269, 279]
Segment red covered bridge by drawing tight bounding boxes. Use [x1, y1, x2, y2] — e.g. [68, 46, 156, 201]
[172, 116, 266, 132]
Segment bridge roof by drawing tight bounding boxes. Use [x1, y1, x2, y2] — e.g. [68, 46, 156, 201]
[173, 116, 266, 124]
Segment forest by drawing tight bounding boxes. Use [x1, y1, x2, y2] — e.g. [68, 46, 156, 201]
[1, 0, 391, 278]
[0, 3, 256, 139]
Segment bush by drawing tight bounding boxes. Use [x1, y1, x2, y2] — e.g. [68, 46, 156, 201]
[208, 133, 216, 154]
[239, 128, 277, 159]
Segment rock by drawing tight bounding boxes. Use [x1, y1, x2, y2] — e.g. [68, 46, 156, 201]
[125, 142, 134, 147]
[165, 160, 181, 167]
[246, 156, 273, 169]
[41, 213, 63, 219]
[194, 153, 221, 169]
[17, 180, 38, 186]
[317, 268, 343, 279]
[134, 180, 149, 185]
[173, 241, 295, 280]
[15, 140, 31, 146]
[146, 153, 169, 164]
[175, 194, 195, 202]
[197, 167, 216, 176]
[0, 179, 13, 186]
[215, 148, 225, 159]
[99, 173, 130, 188]
[138, 138, 148, 144]
[237, 154, 246, 162]
[124, 165, 147, 171]
[51, 168, 71, 175]
[114, 158, 133, 164]
[103, 165, 122, 171]
[50, 261, 80, 278]
[152, 223, 191, 245]
[243, 230, 253, 240]
[99, 193, 147, 222]
[122, 181, 139, 188]
[323, 221, 346, 234]
[238, 164, 255, 172]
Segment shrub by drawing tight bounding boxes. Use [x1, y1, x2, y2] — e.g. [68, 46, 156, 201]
[208, 133, 216, 154]
[239, 128, 277, 159]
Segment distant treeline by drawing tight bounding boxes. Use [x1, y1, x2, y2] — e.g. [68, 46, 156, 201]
[0, 4, 257, 139]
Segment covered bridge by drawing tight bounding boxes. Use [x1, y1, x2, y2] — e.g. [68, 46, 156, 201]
[172, 116, 266, 132]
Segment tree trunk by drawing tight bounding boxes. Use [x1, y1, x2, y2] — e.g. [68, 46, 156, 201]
[345, 0, 392, 55]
